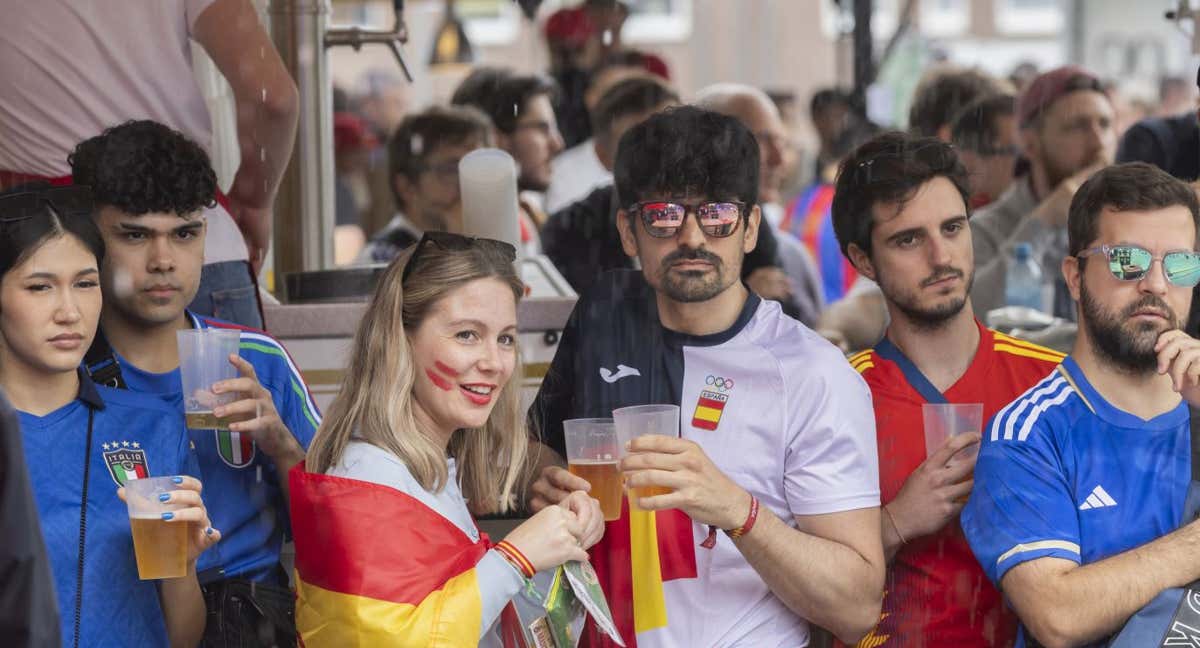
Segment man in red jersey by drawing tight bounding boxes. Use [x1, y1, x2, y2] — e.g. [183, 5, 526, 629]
[829, 131, 1065, 647]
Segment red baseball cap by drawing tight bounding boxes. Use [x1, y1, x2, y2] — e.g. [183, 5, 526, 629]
[1016, 65, 1103, 128]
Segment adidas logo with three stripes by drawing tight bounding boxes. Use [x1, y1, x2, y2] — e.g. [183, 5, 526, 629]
[1078, 485, 1118, 510]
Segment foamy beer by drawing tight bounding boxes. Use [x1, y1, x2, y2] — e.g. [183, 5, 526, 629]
[124, 476, 189, 579]
[612, 404, 681, 510]
[177, 328, 241, 429]
[563, 418, 623, 521]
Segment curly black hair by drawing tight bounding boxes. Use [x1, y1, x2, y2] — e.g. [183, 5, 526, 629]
[69, 120, 217, 217]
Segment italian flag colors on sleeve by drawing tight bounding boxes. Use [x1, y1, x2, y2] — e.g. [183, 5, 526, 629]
[289, 463, 522, 647]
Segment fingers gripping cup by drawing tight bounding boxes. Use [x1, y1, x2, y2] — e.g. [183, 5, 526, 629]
[564, 418, 623, 521]
[922, 403, 984, 461]
[613, 404, 680, 510]
[124, 476, 190, 579]
[177, 329, 241, 430]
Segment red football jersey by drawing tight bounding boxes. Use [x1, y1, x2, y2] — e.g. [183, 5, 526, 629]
[844, 322, 1063, 648]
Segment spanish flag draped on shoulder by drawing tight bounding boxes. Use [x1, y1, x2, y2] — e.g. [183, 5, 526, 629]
[289, 463, 526, 647]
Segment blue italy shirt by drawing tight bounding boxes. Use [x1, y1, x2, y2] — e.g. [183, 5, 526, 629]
[962, 356, 1190, 647]
[21, 370, 195, 647]
[110, 312, 321, 581]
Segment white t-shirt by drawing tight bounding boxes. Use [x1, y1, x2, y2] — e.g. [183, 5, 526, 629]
[0, 0, 247, 264]
[545, 139, 612, 214]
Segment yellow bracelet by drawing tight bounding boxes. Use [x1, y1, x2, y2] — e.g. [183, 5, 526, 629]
[883, 505, 908, 545]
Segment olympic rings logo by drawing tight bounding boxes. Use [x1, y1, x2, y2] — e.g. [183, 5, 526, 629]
[705, 375, 734, 391]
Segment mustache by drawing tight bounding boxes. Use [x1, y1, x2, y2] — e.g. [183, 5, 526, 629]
[1122, 294, 1177, 324]
[663, 247, 723, 268]
[920, 266, 964, 288]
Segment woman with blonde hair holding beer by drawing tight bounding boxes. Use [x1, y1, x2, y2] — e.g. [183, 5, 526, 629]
[0, 184, 219, 647]
[294, 232, 604, 646]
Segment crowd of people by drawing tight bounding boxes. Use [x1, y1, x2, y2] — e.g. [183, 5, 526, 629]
[6, 1, 1200, 648]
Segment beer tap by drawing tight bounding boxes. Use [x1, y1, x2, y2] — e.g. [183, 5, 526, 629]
[324, 0, 413, 82]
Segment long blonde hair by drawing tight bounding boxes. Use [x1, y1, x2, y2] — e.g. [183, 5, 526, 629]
[306, 240, 528, 513]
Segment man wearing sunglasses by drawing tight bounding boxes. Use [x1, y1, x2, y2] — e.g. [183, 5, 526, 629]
[963, 162, 1200, 647]
[529, 105, 884, 647]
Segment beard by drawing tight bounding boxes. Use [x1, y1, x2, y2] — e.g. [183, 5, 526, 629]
[879, 263, 974, 331]
[656, 246, 737, 303]
[1080, 280, 1178, 374]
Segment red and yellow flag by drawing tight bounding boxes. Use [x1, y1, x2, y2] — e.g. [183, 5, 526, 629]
[290, 463, 522, 647]
[582, 497, 697, 647]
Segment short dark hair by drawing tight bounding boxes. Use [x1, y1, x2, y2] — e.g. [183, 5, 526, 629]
[387, 105, 492, 208]
[1067, 162, 1200, 258]
[613, 105, 759, 211]
[831, 131, 971, 258]
[69, 120, 216, 217]
[450, 66, 559, 134]
[0, 183, 105, 285]
[951, 94, 1016, 153]
[908, 68, 1003, 138]
[590, 76, 679, 141]
[810, 88, 851, 118]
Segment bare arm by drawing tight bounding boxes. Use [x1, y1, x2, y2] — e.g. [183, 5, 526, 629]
[159, 569, 207, 648]
[1001, 519, 1200, 648]
[193, 0, 300, 269]
[734, 507, 885, 644]
[816, 289, 888, 352]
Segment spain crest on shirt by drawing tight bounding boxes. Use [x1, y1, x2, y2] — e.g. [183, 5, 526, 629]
[102, 441, 149, 486]
[215, 429, 256, 468]
[692, 375, 734, 431]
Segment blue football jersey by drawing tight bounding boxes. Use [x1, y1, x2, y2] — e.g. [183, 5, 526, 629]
[21, 371, 195, 647]
[962, 356, 1190, 647]
[111, 311, 320, 581]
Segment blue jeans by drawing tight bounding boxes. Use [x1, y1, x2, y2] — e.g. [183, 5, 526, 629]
[190, 260, 264, 329]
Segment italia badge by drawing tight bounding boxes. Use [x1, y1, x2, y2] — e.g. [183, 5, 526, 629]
[215, 429, 256, 468]
[692, 375, 733, 431]
[102, 441, 149, 486]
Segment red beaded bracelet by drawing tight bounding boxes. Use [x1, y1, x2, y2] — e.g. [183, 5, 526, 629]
[494, 540, 536, 579]
[700, 496, 760, 549]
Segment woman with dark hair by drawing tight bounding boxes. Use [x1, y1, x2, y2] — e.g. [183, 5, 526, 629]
[293, 232, 604, 646]
[0, 184, 219, 647]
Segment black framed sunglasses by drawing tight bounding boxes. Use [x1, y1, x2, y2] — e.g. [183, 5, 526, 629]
[1076, 244, 1200, 287]
[0, 185, 93, 223]
[627, 200, 746, 239]
[401, 231, 517, 282]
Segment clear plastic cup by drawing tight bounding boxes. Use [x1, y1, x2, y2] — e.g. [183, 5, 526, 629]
[564, 418, 623, 521]
[612, 404, 680, 510]
[123, 476, 189, 579]
[922, 403, 984, 460]
[177, 329, 241, 430]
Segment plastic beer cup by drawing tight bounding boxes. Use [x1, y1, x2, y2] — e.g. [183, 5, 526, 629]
[564, 418, 623, 521]
[922, 403, 984, 460]
[177, 328, 241, 430]
[124, 476, 190, 580]
[612, 404, 680, 510]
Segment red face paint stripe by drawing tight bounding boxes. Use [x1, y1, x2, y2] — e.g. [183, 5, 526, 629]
[425, 368, 454, 391]
[434, 361, 460, 377]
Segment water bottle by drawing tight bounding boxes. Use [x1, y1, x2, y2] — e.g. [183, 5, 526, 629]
[1005, 243, 1045, 311]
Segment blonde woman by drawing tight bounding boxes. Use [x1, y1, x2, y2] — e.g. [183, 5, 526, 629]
[291, 232, 603, 647]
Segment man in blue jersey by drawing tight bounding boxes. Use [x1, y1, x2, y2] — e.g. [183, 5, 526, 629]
[528, 106, 884, 647]
[69, 120, 320, 647]
[962, 161, 1200, 647]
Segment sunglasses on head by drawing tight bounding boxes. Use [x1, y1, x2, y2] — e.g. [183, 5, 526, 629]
[401, 231, 517, 283]
[1076, 244, 1200, 287]
[627, 200, 745, 239]
[0, 185, 93, 223]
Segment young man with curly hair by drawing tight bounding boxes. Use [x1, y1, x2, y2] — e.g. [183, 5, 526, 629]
[71, 120, 320, 647]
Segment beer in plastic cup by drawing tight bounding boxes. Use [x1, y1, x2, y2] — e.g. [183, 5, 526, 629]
[124, 476, 190, 580]
[922, 403, 984, 461]
[177, 328, 242, 429]
[613, 404, 679, 510]
[564, 418, 623, 521]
